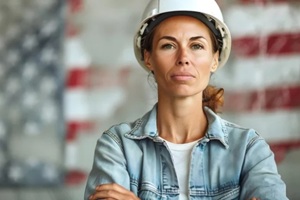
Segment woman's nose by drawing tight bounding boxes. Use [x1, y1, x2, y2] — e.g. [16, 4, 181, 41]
[176, 47, 189, 66]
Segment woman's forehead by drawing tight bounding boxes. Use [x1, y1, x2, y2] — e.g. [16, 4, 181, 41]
[154, 15, 211, 37]
[159, 15, 206, 25]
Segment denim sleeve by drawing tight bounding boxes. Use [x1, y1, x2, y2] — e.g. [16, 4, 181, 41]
[84, 130, 130, 200]
[239, 132, 288, 200]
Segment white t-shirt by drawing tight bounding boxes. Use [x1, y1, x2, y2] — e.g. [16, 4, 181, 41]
[164, 139, 198, 200]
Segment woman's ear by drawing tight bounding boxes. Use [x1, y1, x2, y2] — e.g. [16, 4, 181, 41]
[210, 53, 219, 72]
[144, 50, 153, 71]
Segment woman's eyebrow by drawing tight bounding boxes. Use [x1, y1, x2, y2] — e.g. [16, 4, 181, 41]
[158, 35, 177, 42]
[190, 36, 207, 41]
[158, 35, 207, 42]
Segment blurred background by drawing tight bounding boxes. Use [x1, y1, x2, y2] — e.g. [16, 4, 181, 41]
[0, 0, 299, 199]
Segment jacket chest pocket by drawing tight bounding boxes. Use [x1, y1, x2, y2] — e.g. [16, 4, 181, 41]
[138, 190, 173, 200]
[190, 185, 240, 200]
[215, 186, 240, 200]
[138, 186, 179, 200]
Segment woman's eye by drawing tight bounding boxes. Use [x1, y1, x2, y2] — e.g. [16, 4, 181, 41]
[191, 44, 203, 50]
[161, 44, 174, 49]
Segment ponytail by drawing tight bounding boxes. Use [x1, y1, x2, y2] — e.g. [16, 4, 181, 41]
[203, 85, 224, 114]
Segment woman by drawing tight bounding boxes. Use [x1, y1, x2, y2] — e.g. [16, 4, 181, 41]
[85, 0, 287, 199]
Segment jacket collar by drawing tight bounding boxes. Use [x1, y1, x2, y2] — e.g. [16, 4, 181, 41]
[125, 104, 229, 148]
[204, 107, 229, 148]
[124, 104, 160, 141]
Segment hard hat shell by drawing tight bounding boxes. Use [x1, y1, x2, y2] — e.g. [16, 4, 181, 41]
[133, 0, 232, 72]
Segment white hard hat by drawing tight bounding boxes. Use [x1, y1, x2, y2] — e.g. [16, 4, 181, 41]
[133, 0, 232, 71]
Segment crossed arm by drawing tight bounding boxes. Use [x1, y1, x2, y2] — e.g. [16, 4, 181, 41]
[85, 131, 286, 200]
[88, 183, 260, 200]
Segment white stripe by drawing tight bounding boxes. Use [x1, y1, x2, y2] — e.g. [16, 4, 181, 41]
[65, 142, 78, 169]
[64, 87, 126, 120]
[64, 37, 91, 68]
[88, 87, 126, 119]
[224, 4, 300, 37]
[64, 89, 91, 121]
[223, 109, 300, 142]
[213, 55, 300, 91]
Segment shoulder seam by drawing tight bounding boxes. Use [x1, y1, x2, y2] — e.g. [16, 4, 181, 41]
[246, 132, 262, 151]
[104, 130, 123, 150]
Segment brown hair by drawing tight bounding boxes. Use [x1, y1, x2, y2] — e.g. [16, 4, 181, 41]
[202, 85, 224, 113]
[142, 18, 225, 114]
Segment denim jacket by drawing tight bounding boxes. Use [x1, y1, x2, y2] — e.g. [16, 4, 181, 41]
[84, 104, 287, 200]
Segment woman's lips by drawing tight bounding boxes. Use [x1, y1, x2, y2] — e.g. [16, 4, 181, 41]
[171, 73, 195, 81]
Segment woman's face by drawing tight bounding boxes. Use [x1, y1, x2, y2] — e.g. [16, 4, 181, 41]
[144, 15, 219, 99]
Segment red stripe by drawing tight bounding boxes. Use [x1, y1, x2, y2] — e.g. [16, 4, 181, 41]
[232, 36, 260, 57]
[65, 170, 87, 185]
[66, 121, 96, 141]
[66, 68, 89, 89]
[66, 22, 79, 37]
[68, 0, 83, 13]
[240, 0, 297, 4]
[267, 33, 300, 55]
[224, 85, 300, 112]
[66, 68, 130, 89]
[270, 140, 300, 163]
[232, 32, 300, 57]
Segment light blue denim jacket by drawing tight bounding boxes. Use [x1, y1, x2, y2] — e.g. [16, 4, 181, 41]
[84, 104, 287, 200]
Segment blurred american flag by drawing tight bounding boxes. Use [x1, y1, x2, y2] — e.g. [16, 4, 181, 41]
[0, 0, 65, 186]
[216, 0, 300, 163]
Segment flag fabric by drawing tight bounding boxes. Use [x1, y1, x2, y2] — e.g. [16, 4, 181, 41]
[0, 0, 65, 186]
[215, 0, 300, 163]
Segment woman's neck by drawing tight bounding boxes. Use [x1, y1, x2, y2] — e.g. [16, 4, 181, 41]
[156, 97, 208, 144]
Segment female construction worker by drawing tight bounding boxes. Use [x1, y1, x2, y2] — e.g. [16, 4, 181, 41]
[85, 0, 287, 199]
